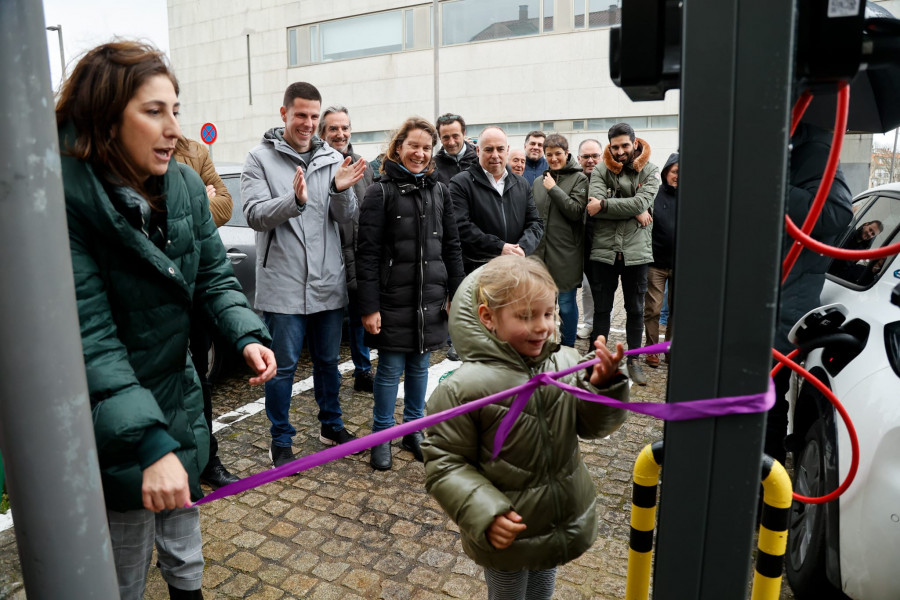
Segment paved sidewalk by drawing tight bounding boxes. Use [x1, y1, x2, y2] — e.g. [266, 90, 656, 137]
[0, 291, 792, 599]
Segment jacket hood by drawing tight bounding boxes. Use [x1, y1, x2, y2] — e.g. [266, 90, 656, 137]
[449, 266, 561, 370]
[602, 137, 652, 174]
[262, 127, 327, 157]
[660, 152, 678, 194]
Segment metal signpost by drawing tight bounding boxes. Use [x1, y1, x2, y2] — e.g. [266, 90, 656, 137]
[0, 0, 120, 597]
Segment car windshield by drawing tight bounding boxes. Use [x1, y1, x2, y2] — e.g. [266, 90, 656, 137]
[828, 192, 900, 288]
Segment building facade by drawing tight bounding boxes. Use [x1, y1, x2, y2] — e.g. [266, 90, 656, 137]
[167, 0, 680, 165]
[168, 0, 891, 194]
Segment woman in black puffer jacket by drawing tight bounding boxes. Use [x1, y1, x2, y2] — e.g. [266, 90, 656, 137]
[357, 117, 465, 471]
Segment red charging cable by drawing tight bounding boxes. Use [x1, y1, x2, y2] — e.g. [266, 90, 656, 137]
[773, 83, 866, 503]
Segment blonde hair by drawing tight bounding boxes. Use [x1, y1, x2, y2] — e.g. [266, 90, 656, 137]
[475, 255, 558, 311]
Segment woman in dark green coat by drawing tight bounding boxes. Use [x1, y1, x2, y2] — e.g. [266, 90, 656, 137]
[56, 41, 275, 600]
[532, 134, 589, 347]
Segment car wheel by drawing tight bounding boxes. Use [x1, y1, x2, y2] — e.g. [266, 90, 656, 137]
[207, 338, 226, 383]
[785, 418, 847, 599]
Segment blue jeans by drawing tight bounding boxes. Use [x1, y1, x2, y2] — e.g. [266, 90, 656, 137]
[660, 281, 670, 326]
[263, 310, 344, 446]
[372, 350, 430, 432]
[347, 292, 372, 376]
[558, 288, 578, 347]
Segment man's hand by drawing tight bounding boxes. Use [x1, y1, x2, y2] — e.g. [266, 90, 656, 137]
[635, 211, 652, 227]
[293, 166, 308, 206]
[586, 197, 605, 216]
[542, 172, 555, 190]
[486, 511, 527, 549]
[501, 243, 525, 256]
[205, 184, 217, 199]
[362, 312, 381, 335]
[242, 343, 276, 385]
[334, 156, 367, 192]
[142, 452, 190, 512]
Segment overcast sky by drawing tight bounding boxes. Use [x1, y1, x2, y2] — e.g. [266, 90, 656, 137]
[42, 0, 169, 89]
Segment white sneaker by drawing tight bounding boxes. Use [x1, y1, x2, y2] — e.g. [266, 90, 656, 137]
[576, 324, 592, 339]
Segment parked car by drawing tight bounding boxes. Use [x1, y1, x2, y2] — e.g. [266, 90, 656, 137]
[785, 182, 900, 600]
[209, 162, 257, 380]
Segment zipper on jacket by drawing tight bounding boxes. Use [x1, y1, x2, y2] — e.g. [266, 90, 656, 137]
[417, 190, 427, 354]
[262, 229, 276, 268]
[532, 365, 567, 558]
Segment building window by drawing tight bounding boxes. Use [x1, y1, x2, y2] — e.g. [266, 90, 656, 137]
[288, 8, 430, 66]
[575, 0, 622, 29]
[442, 0, 550, 46]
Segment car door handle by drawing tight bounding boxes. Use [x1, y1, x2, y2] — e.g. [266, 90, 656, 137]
[226, 250, 248, 263]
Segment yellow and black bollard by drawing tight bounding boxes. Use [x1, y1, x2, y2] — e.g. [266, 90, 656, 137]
[624, 443, 792, 600]
[751, 455, 792, 600]
[625, 441, 664, 600]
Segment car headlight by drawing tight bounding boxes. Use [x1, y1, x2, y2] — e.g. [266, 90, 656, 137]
[886, 321, 900, 379]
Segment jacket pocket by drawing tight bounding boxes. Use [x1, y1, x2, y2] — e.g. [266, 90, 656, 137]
[380, 258, 393, 289]
[262, 230, 276, 268]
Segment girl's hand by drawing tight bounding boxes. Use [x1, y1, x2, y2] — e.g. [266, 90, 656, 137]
[590, 335, 624, 386]
[542, 172, 555, 190]
[486, 510, 527, 549]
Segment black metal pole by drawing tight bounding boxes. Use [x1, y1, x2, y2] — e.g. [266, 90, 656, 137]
[653, 0, 795, 597]
[0, 1, 121, 598]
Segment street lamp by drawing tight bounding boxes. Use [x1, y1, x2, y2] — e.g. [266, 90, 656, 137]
[46, 24, 65, 80]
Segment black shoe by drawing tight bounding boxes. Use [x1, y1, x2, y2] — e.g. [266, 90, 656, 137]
[627, 358, 648, 386]
[269, 442, 295, 468]
[320, 425, 363, 454]
[400, 430, 424, 462]
[168, 584, 203, 599]
[370, 441, 392, 471]
[354, 370, 375, 392]
[447, 343, 460, 361]
[200, 458, 240, 489]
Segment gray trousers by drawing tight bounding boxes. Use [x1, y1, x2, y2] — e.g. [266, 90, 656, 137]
[107, 506, 204, 599]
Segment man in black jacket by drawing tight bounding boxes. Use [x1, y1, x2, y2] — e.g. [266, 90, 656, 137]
[435, 113, 478, 185]
[449, 126, 544, 274]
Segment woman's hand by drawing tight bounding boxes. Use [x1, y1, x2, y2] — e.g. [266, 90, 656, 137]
[242, 343, 276, 385]
[542, 172, 555, 190]
[486, 510, 527, 549]
[142, 452, 190, 512]
[362, 312, 381, 335]
[590, 335, 625, 386]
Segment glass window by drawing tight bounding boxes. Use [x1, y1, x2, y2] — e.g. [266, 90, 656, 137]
[589, 0, 621, 29]
[288, 29, 298, 67]
[310, 25, 319, 63]
[221, 174, 248, 227]
[405, 9, 415, 49]
[543, 0, 554, 32]
[573, 120, 585, 130]
[320, 11, 403, 62]
[650, 115, 679, 129]
[587, 117, 618, 131]
[574, 0, 586, 28]
[542, 121, 555, 131]
[352, 130, 391, 144]
[443, 0, 540, 45]
[828, 193, 900, 288]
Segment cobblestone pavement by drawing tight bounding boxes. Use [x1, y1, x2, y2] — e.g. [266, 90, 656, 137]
[0, 290, 794, 599]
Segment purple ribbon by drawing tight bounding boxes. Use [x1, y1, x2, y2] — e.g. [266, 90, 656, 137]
[194, 340, 773, 506]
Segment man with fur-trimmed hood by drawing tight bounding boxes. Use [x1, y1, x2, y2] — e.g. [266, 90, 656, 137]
[585, 122, 660, 385]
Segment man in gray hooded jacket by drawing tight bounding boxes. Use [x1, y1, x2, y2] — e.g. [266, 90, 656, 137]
[242, 82, 367, 468]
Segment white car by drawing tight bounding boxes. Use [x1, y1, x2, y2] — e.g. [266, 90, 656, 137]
[785, 183, 900, 600]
